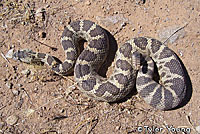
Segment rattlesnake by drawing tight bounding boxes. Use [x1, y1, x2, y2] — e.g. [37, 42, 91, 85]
[12, 20, 186, 110]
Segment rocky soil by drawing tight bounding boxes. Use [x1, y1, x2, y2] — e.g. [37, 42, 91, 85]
[0, 0, 200, 133]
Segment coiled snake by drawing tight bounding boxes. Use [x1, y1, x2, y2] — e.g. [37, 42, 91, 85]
[12, 20, 186, 110]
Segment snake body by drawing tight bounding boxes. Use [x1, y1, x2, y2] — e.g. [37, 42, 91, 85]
[13, 20, 186, 110]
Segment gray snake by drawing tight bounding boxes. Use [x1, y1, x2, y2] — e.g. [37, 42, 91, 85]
[12, 20, 186, 110]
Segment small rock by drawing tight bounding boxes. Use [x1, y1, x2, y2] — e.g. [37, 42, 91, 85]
[33, 87, 39, 93]
[0, 121, 5, 129]
[178, 49, 184, 57]
[21, 69, 31, 76]
[158, 25, 186, 43]
[135, 0, 145, 4]
[5, 49, 14, 59]
[47, 4, 51, 8]
[15, 101, 23, 109]
[115, 125, 121, 130]
[17, 84, 23, 87]
[196, 126, 200, 133]
[36, 7, 46, 21]
[120, 22, 126, 27]
[132, 28, 136, 31]
[6, 115, 19, 125]
[11, 45, 15, 49]
[24, 109, 35, 117]
[65, 85, 76, 95]
[3, 78, 8, 82]
[60, 109, 65, 113]
[6, 82, 13, 89]
[12, 89, 20, 96]
[39, 31, 46, 38]
[85, 0, 91, 5]
[96, 15, 128, 27]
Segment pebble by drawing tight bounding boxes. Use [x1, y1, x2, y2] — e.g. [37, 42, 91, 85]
[96, 15, 128, 27]
[12, 89, 20, 96]
[24, 109, 35, 117]
[135, 0, 145, 4]
[15, 102, 23, 109]
[36, 7, 46, 19]
[0, 121, 5, 129]
[85, 0, 91, 5]
[21, 69, 31, 76]
[196, 126, 200, 133]
[115, 125, 121, 130]
[178, 49, 184, 57]
[6, 82, 13, 89]
[17, 84, 23, 87]
[33, 87, 39, 93]
[158, 25, 186, 43]
[5, 49, 14, 59]
[39, 31, 46, 38]
[6, 115, 19, 125]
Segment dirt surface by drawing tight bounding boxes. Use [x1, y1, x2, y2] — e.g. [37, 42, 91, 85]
[0, 0, 200, 133]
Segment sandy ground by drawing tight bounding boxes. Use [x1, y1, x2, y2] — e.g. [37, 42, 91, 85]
[0, 0, 200, 133]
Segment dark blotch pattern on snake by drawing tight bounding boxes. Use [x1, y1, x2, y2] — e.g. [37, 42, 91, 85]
[12, 20, 186, 110]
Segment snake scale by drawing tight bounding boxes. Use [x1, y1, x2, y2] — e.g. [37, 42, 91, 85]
[13, 20, 186, 110]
